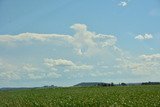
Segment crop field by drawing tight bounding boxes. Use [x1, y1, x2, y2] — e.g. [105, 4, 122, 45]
[0, 85, 160, 107]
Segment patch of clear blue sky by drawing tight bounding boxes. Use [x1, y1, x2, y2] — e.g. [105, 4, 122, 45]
[0, 0, 160, 35]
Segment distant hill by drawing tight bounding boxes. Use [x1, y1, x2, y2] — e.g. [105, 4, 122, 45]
[74, 82, 114, 87]
[0, 85, 57, 91]
[0, 87, 33, 91]
[1, 82, 160, 90]
[74, 81, 160, 87]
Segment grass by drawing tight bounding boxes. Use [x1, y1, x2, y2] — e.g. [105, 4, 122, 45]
[0, 85, 160, 107]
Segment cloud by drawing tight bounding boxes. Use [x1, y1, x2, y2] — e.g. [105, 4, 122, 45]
[94, 34, 117, 47]
[0, 59, 61, 81]
[0, 33, 74, 42]
[70, 23, 87, 32]
[0, 23, 120, 82]
[118, 1, 128, 7]
[44, 58, 74, 67]
[46, 72, 61, 78]
[0, 24, 117, 56]
[0, 71, 21, 81]
[70, 23, 117, 56]
[44, 58, 93, 71]
[0, 59, 21, 81]
[22, 64, 38, 72]
[135, 34, 153, 40]
[117, 53, 160, 76]
[140, 54, 160, 61]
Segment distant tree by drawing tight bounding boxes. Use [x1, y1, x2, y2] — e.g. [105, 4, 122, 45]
[142, 82, 160, 85]
[43, 86, 48, 88]
[111, 82, 114, 86]
[121, 83, 127, 86]
[50, 85, 55, 87]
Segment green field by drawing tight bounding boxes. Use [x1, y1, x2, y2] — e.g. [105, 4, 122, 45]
[0, 85, 160, 107]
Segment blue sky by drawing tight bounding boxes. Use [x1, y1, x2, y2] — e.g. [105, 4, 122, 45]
[0, 0, 160, 87]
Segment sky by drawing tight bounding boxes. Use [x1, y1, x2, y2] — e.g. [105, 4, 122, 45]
[0, 0, 160, 87]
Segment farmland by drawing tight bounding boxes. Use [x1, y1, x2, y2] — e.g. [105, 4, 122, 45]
[0, 85, 160, 107]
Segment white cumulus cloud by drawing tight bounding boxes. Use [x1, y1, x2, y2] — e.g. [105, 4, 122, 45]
[70, 23, 87, 32]
[0, 59, 61, 81]
[140, 54, 160, 61]
[117, 53, 160, 76]
[135, 34, 153, 40]
[44, 59, 75, 67]
[44, 58, 93, 71]
[70, 23, 117, 56]
[118, 1, 128, 7]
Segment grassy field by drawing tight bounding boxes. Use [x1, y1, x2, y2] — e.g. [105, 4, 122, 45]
[0, 85, 160, 107]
